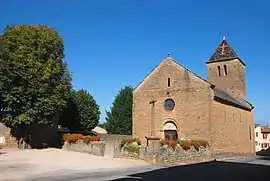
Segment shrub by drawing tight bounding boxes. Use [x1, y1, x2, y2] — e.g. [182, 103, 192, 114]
[167, 141, 177, 150]
[82, 136, 92, 144]
[124, 144, 140, 153]
[127, 137, 134, 144]
[120, 137, 141, 148]
[191, 140, 200, 151]
[120, 139, 128, 148]
[160, 139, 168, 146]
[134, 138, 142, 145]
[198, 140, 209, 148]
[63, 134, 100, 144]
[91, 136, 101, 142]
[182, 140, 192, 150]
[177, 140, 184, 146]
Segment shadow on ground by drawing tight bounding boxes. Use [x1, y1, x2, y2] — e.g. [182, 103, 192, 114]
[111, 161, 269, 181]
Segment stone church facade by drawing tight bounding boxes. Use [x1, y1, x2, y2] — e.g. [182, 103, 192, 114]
[132, 38, 255, 155]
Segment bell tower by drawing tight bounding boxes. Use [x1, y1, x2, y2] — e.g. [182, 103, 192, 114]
[206, 37, 246, 99]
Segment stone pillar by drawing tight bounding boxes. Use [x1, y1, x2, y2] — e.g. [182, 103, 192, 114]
[149, 99, 156, 137]
[145, 136, 161, 164]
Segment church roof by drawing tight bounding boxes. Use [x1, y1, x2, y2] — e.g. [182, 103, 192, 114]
[213, 87, 253, 111]
[207, 37, 245, 66]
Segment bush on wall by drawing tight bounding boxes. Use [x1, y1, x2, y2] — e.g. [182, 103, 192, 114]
[160, 139, 209, 151]
[63, 133, 101, 144]
[120, 137, 141, 153]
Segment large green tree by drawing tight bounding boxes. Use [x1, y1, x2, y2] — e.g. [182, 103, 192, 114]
[105, 86, 133, 135]
[59, 89, 100, 133]
[0, 25, 71, 127]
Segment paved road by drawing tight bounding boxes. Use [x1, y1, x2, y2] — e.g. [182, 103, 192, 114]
[1, 149, 269, 181]
[23, 165, 164, 181]
[218, 155, 270, 165]
[22, 156, 270, 181]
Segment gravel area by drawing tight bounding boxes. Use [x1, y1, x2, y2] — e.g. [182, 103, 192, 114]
[0, 148, 150, 181]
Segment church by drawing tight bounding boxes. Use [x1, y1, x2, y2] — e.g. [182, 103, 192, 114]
[132, 37, 255, 154]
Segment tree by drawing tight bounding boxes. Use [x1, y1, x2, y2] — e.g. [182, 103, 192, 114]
[0, 25, 71, 127]
[59, 89, 100, 134]
[105, 86, 133, 135]
[59, 90, 80, 131]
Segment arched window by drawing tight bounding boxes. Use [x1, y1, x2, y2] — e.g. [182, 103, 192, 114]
[217, 66, 221, 76]
[224, 65, 228, 76]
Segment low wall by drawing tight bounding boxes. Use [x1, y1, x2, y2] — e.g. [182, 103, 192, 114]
[0, 123, 18, 148]
[63, 140, 105, 156]
[114, 145, 213, 165]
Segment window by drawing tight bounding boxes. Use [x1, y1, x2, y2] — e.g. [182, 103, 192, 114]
[164, 99, 175, 111]
[264, 143, 268, 148]
[217, 66, 221, 76]
[261, 144, 263, 148]
[168, 78, 171, 87]
[224, 65, 228, 76]
[263, 133, 267, 139]
[256, 132, 258, 137]
[255, 141, 258, 146]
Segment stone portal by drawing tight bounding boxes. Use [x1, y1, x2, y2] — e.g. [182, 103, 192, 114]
[163, 121, 178, 141]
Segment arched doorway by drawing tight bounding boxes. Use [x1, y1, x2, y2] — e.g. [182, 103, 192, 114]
[163, 121, 178, 141]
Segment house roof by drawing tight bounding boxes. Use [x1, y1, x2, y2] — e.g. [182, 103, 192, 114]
[92, 126, 107, 134]
[261, 127, 270, 133]
[213, 87, 253, 111]
[207, 37, 245, 66]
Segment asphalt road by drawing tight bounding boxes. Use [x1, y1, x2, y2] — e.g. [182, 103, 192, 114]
[22, 156, 270, 181]
[22, 165, 164, 181]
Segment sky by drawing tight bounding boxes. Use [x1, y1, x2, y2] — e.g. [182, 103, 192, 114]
[1, 0, 269, 125]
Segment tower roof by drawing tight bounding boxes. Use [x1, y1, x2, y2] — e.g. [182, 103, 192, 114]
[207, 37, 245, 66]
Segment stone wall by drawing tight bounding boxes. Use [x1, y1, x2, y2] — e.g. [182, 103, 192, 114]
[113, 144, 213, 165]
[0, 123, 18, 148]
[132, 57, 213, 146]
[62, 140, 105, 156]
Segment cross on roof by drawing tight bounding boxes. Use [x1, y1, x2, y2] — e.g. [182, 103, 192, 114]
[219, 41, 228, 55]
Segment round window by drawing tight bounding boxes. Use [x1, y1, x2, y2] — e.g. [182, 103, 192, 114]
[164, 99, 175, 111]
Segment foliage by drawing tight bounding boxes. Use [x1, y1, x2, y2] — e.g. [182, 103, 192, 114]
[167, 141, 177, 150]
[0, 25, 71, 126]
[59, 90, 80, 131]
[104, 86, 133, 135]
[120, 137, 141, 154]
[59, 89, 100, 133]
[74, 89, 100, 133]
[160, 139, 168, 146]
[124, 144, 140, 153]
[63, 133, 100, 143]
[160, 139, 209, 151]
[120, 137, 141, 148]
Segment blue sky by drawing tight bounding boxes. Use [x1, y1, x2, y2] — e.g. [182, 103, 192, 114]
[1, 0, 269, 125]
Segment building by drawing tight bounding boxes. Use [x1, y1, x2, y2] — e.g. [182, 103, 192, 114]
[132, 37, 255, 155]
[0, 123, 17, 148]
[255, 124, 270, 152]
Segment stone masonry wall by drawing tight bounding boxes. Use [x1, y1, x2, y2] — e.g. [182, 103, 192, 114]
[133, 58, 213, 146]
[114, 144, 213, 165]
[0, 123, 18, 148]
[207, 59, 246, 99]
[63, 140, 105, 156]
[211, 100, 255, 155]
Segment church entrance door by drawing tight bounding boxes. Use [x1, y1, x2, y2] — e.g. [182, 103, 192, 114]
[164, 130, 178, 141]
[163, 121, 178, 141]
